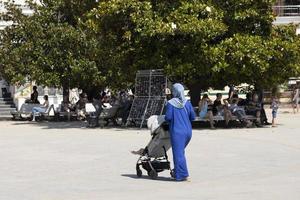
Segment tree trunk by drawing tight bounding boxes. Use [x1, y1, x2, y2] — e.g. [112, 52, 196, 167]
[63, 86, 69, 100]
[188, 84, 202, 107]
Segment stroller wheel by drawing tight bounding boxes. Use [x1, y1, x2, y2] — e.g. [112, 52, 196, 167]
[148, 170, 158, 180]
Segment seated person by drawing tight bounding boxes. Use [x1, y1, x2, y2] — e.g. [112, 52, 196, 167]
[198, 94, 215, 129]
[91, 94, 103, 117]
[76, 93, 88, 120]
[60, 96, 73, 112]
[109, 94, 118, 106]
[224, 98, 252, 128]
[212, 93, 233, 126]
[245, 93, 262, 126]
[119, 91, 133, 125]
[212, 93, 222, 115]
[238, 93, 251, 107]
[32, 95, 49, 121]
[25, 86, 40, 104]
[101, 92, 113, 108]
[86, 94, 103, 127]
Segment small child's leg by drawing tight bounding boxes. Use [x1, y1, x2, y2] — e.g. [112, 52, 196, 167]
[272, 111, 277, 127]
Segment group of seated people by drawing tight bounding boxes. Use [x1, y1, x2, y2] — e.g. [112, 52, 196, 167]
[60, 90, 133, 124]
[23, 86, 49, 121]
[198, 92, 270, 128]
[23, 86, 134, 123]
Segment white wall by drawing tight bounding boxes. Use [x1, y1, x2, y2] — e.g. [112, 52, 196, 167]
[296, 28, 300, 35]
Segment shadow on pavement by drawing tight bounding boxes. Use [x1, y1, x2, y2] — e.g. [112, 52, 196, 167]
[12, 121, 86, 129]
[11, 121, 147, 131]
[121, 174, 174, 182]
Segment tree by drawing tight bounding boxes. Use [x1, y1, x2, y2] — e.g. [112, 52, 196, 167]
[87, 0, 228, 104]
[88, 0, 300, 105]
[0, 0, 103, 96]
[210, 26, 300, 89]
[1, 0, 299, 104]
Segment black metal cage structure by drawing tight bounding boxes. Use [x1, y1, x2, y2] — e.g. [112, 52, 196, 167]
[127, 69, 170, 127]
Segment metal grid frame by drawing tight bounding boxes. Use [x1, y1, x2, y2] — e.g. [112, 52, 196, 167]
[127, 69, 169, 127]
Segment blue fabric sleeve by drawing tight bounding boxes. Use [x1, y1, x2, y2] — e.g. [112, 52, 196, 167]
[165, 103, 173, 122]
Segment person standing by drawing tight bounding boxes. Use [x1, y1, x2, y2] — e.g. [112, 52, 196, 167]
[292, 83, 299, 114]
[270, 96, 279, 127]
[165, 83, 196, 181]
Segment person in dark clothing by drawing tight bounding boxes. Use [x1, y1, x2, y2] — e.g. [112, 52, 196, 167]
[119, 91, 133, 125]
[238, 93, 252, 107]
[255, 88, 271, 125]
[228, 85, 235, 100]
[92, 94, 103, 116]
[260, 107, 270, 125]
[213, 93, 233, 126]
[245, 93, 262, 127]
[61, 95, 73, 112]
[31, 86, 39, 103]
[25, 86, 40, 104]
[212, 93, 222, 116]
[76, 93, 88, 120]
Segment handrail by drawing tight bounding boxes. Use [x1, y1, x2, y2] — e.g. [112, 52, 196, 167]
[273, 5, 300, 17]
[273, 5, 300, 8]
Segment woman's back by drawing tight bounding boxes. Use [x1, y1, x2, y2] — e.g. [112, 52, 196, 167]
[165, 101, 195, 133]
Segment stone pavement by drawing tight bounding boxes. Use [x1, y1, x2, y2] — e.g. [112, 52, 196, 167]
[0, 110, 299, 200]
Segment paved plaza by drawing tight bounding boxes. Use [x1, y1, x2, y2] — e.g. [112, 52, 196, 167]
[0, 110, 300, 200]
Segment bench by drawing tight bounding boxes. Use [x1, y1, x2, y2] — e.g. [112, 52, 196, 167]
[56, 111, 77, 121]
[33, 105, 56, 121]
[99, 105, 121, 127]
[86, 104, 121, 128]
[194, 115, 257, 122]
[194, 114, 258, 128]
[11, 103, 41, 120]
[55, 104, 77, 121]
[193, 106, 258, 126]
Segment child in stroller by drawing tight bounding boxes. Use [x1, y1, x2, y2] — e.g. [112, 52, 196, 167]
[133, 115, 172, 180]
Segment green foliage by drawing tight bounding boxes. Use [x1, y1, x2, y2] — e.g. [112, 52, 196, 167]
[210, 28, 300, 88]
[0, 0, 103, 90]
[0, 0, 300, 93]
[88, 0, 228, 88]
[212, 0, 276, 36]
[88, 0, 300, 90]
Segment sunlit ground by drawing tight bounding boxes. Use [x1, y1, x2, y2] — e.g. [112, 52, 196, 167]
[0, 108, 299, 200]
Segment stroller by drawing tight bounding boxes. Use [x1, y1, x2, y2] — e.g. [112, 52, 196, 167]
[135, 115, 172, 179]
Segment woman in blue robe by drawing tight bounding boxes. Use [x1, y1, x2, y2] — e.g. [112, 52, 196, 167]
[165, 83, 196, 181]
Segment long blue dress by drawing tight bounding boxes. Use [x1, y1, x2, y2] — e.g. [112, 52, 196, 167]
[165, 101, 196, 180]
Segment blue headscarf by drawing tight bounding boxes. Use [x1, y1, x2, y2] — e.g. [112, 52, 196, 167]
[168, 83, 187, 108]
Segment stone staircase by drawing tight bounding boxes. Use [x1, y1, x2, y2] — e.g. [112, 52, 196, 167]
[0, 97, 16, 120]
